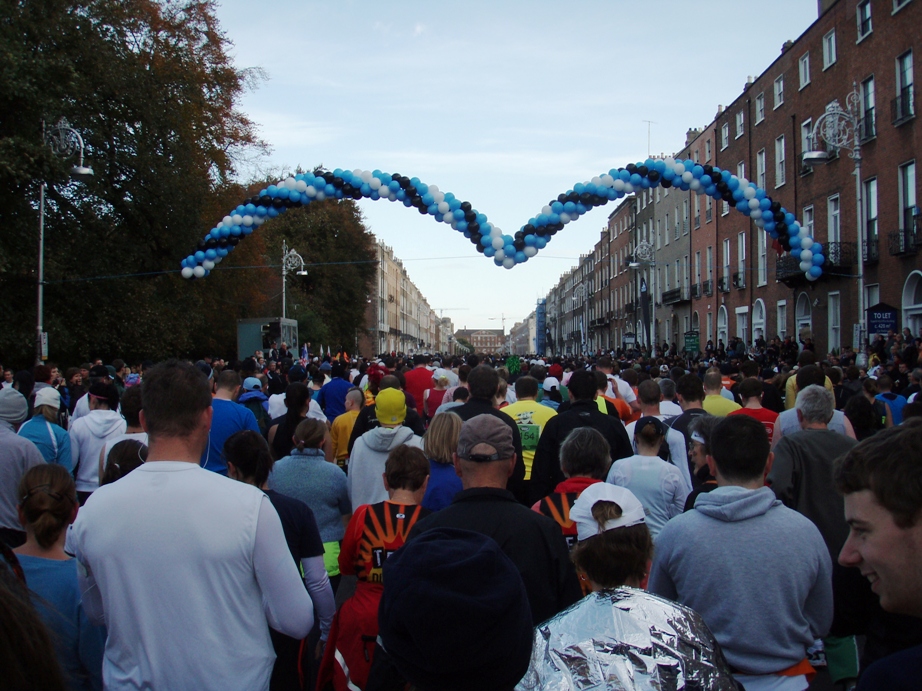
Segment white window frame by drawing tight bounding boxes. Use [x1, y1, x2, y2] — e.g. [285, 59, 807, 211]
[774, 75, 784, 109]
[828, 292, 841, 352]
[861, 76, 875, 138]
[757, 230, 767, 286]
[705, 139, 712, 162]
[756, 149, 766, 189]
[721, 123, 729, 150]
[893, 0, 912, 12]
[799, 53, 811, 89]
[755, 92, 765, 124]
[803, 206, 815, 238]
[723, 239, 731, 280]
[823, 30, 837, 70]
[735, 111, 745, 139]
[777, 301, 787, 340]
[737, 161, 745, 180]
[737, 232, 746, 279]
[775, 135, 786, 187]
[857, 0, 872, 40]
[722, 200, 730, 216]
[828, 195, 841, 243]
[865, 177, 878, 243]
[899, 161, 917, 231]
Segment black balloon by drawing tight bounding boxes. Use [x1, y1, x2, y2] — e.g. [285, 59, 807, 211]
[205, 238, 217, 249]
[514, 240, 525, 251]
[514, 231, 524, 240]
[259, 195, 271, 206]
[228, 237, 240, 246]
[703, 165, 713, 176]
[468, 222, 480, 233]
[637, 165, 648, 177]
[197, 240, 207, 250]
[558, 193, 568, 203]
[773, 211, 785, 222]
[460, 201, 472, 212]
[648, 171, 660, 182]
[662, 179, 673, 189]
[218, 238, 228, 248]
[464, 210, 476, 222]
[523, 224, 535, 235]
[770, 201, 781, 212]
[626, 163, 637, 173]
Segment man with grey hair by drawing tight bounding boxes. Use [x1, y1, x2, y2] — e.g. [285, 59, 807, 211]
[768, 384, 860, 687]
[657, 378, 682, 417]
[0, 388, 45, 547]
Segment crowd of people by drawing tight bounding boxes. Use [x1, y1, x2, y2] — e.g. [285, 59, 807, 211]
[2, 335, 922, 691]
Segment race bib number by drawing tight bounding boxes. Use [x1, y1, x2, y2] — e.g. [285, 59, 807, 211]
[519, 424, 540, 451]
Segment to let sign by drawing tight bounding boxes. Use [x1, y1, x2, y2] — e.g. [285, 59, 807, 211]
[867, 303, 899, 335]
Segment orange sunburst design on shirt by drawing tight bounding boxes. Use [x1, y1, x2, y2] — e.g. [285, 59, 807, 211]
[355, 503, 425, 583]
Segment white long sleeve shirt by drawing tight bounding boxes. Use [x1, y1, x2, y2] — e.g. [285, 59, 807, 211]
[73, 461, 313, 691]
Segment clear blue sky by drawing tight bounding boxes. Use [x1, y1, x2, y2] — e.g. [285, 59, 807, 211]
[214, 0, 819, 331]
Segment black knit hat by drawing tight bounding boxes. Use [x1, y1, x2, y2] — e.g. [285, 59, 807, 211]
[378, 528, 533, 691]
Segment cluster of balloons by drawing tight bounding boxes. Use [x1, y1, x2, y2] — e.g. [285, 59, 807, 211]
[182, 162, 824, 281]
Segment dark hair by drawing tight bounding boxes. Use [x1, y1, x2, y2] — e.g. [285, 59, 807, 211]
[902, 401, 922, 421]
[876, 374, 894, 392]
[592, 370, 608, 393]
[101, 440, 147, 486]
[862, 378, 880, 396]
[216, 369, 240, 391]
[283, 382, 311, 426]
[710, 415, 770, 483]
[88, 381, 119, 411]
[457, 364, 472, 383]
[467, 365, 499, 399]
[571, 500, 653, 588]
[560, 427, 611, 479]
[846, 365, 861, 381]
[32, 365, 52, 384]
[620, 368, 638, 387]
[637, 380, 661, 406]
[567, 370, 596, 401]
[826, 367, 843, 386]
[385, 445, 429, 491]
[835, 420, 922, 527]
[795, 364, 825, 391]
[844, 394, 885, 441]
[141, 360, 213, 439]
[452, 388, 470, 402]
[739, 360, 759, 378]
[634, 417, 665, 448]
[738, 377, 763, 400]
[514, 376, 539, 399]
[294, 418, 326, 450]
[119, 385, 143, 427]
[17, 465, 76, 549]
[224, 430, 274, 487]
[676, 373, 705, 402]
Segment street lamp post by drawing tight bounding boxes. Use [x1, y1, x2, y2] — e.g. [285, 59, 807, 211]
[281, 240, 308, 320]
[629, 240, 656, 353]
[37, 118, 94, 365]
[802, 83, 866, 359]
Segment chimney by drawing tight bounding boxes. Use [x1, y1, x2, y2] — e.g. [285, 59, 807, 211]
[780, 40, 793, 54]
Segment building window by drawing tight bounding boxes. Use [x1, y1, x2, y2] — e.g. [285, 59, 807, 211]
[737, 161, 745, 181]
[777, 301, 787, 340]
[801, 119, 813, 171]
[865, 177, 878, 247]
[735, 111, 744, 138]
[860, 76, 876, 140]
[721, 123, 729, 150]
[803, 206, 814, 237]
[829, 292, 841, 352]
[775, 135, 786, 187]
[756, 149, 766, 189]
[899, 161, 917, 231]
[705, 139, 712, 161]
[823, 30, 837, 69]
[774, 75, 784, 109]
[737, 232, 746, 278]
[894, 0, 912, 11]
[723, 239, 731, 280]
[758, 230, 767, 286]
[828, 195, 841, 243]
[722, 200, 730, 216]
[895, 51, 915, 124]
[755, 92, 765, 123]
[799, 53, 811, 89]
[857, 0, 872, 39]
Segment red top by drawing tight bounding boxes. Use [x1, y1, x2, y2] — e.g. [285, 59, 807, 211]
[339, 501, 428, 584]
[403, 366, 433, 416]
[728, 406, 779, 439]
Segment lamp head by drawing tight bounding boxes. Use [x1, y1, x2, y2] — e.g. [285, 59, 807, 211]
[802, 150, 831, 166]
[70, 165, 94, 181]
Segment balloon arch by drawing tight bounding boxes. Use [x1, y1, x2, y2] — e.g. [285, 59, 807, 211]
[181, 160, 825, 281]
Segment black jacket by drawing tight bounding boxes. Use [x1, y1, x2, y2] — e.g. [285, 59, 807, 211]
[530, 399, 633, 505]
[408, 487, 582, 626]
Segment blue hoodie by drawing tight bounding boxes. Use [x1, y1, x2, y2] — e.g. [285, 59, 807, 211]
[648, 485, 832, 674]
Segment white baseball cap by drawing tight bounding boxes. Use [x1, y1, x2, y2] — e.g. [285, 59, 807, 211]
[570, 483, 646, 541]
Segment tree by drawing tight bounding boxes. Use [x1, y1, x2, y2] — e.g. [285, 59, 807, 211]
[0, 0, 264, 365]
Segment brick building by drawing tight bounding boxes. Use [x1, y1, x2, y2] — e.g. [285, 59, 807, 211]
[454, 328, 506, 354]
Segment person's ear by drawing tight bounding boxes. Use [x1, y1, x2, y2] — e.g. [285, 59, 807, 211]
[706, 454, 717, 479]
[453, 453, 463, 478]
[507, 454, 517, 478]
[226, 462, 238, 480]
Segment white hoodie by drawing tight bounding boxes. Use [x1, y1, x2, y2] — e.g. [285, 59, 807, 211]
[70, 409, 126, 493]
[348, 426, 422, 507]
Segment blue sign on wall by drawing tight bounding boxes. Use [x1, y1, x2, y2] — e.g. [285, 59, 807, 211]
[867, 303, 899, 335]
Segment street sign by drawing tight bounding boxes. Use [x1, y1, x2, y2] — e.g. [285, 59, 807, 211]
[40, 332, 48, 360]
[624, 332, 636, 345]
[684, 330, 700, 353]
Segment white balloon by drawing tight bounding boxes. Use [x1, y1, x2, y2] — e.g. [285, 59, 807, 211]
[213, 255, 223, 264]
[755, 219, 765, 227]
[748, 198, 761, 210]
[492, 237, 505, 249]
[559, 212, 571, 224]
[432, 191, 444, 204]
[799, 227, 809, 238]
[181, 267, 194, 279]
[591, 176, 602, 186]
[524, 246, 538, 257]
[600, 174, 614, 188]
[428, 185, 439, 194]
[361, 170, 373, 183]
[203, 260, 215, 270]
[285, 177, 297, 190]
[542, 205, 552, 215]
[242, 215, 253, 226]
[490, 225, 502, 237]
[494, 249, 506, 261]
[442, 212, 454, 222]
[438, 201, 450, 214]
[613, 179, 625, 192]
[665, 157, 676, 167]
[689, 179, 702, 191]
[623, 183, 634, 194]
[738, 177, 750, 188]
[503, 257, 516, 269]
[193, 266, 206, 278]
[674, 163, 686, 175]
[352, 169, 363, 180]
[305, 185, 317, 197]
[387, 192, 397, 202]
[806, 272, 819, 281]
[682, 171, 694, 184]
[743, 186, 757, 199]
[315, 191, 326, 201]
[800, 237, 814, 250]
[800, 249, 813, 262]
[295, 180, 307, 193]
[800, 261, 812, 272]
[253, 215, 265, 226]
[222, 216, 233, 227]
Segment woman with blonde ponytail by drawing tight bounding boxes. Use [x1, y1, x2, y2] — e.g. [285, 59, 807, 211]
[14, 464, 105, 690]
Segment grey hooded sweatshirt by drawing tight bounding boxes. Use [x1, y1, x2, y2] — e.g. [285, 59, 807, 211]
[648, 485, 833, 675]
[348, 425, 423, 507]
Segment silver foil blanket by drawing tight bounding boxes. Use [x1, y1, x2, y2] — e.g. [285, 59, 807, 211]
[516, 587, 740, 690]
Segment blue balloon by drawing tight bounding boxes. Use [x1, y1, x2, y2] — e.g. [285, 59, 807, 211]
[194, 251, 205, 262]
[230, 225, 242, 236]
[524, 234, 537, 247]
[480, 234, 492, 247]
[812, 253, 825, 265]
[256, 206, 268, 217]
[574, 182, 586, 194]
[812, 243, 823, 256]
[662, 168, 676, 181]
[784, 212, 796, 225]
[267, 185, 279, 197]
[575, 203, 587, 214]
[640, 178, 651, 189]
[791, 248, 803, 259]
[700, 174, 712, 187]
[456, 221, 468, 231]
[241, 225, 253, 235]
[484, 246, 496, 258]
[267, 207, 279, 218]
[692, 165, 704, 178]
[759, 197, 771, 210]
[504, 244, 515, 257]
[360, 184, 372, 197]
[217, 248, 228, 257]
[551, 201, 564, 213]
[245, 203, 256, 215]
[762, 209, 774, 221]
[630, 173, 642, 186]
[388, 180, 400, 192]
[809, 265, 823, 278]
[514, 251, 527, 263]
[428, 203, 439, 215]
[619, 169, 631, 182]
[536, 236, 548, 250]
[653, 159, 666, 173]
[494, 257, 504, 266]
[535, 214, 549, 226]
[789, 235, 802, 248]
[395, 190, 406, 201]
[548, 213, 560, 225]
[205, 249, 217, 260]
[452, 208, 465, 220]
[421, 193, 434, 206]
[563, 201, 576, 214]
[370, 191, 380, 201]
